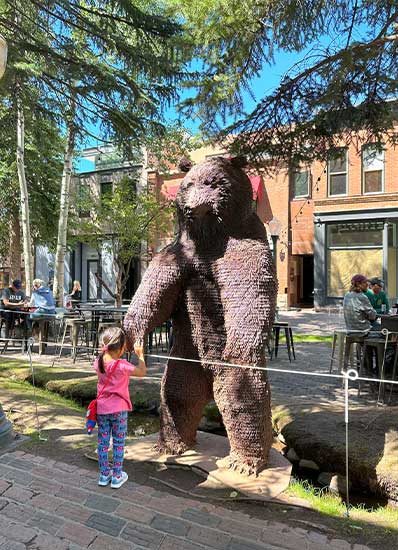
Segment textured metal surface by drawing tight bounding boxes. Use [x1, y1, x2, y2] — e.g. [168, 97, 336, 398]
[124, 157, 277, 475]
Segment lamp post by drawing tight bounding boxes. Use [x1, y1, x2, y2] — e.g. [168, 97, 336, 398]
[0, 34, 13, 449]
[268, 217, 282, 272]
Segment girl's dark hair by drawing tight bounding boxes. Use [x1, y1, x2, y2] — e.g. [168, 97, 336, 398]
[98, 326, 126, 373]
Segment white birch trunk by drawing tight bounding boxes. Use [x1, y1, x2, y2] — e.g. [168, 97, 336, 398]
[53, 116, 75, 306]
[16, 87, 33, 295]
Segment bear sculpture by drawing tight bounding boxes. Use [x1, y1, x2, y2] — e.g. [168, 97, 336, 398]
[124, 156, 277, 474]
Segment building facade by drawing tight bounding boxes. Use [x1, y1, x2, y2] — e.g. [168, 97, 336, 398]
[153, 137, 398, 309]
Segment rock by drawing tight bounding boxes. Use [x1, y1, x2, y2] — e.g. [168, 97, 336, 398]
[278, 432, 286, 444]
[368, 478, 380, 493]
[286, 448, 300, 462]
[388, 499, 398, 508]
[329, 474, 351, 495]
[299, 458, 320, 471]
[318, 472, 334, 486]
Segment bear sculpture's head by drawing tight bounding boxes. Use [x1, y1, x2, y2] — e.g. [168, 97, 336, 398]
[175, 156, 253, 240]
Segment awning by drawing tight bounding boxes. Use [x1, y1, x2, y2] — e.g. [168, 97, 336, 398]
[249, 174, 263, 201]
[163, 184, 180, 200]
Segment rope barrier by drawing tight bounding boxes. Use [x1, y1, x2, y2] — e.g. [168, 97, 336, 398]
[26, 339, 48, 442]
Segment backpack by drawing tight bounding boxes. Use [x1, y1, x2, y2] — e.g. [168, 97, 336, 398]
[86, 360, 119, 434]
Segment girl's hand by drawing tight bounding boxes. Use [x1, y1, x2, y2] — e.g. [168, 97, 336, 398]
[134, 343, 144, 359]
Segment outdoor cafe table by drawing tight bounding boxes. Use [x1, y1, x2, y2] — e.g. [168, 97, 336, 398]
[79, 305, 129, 348]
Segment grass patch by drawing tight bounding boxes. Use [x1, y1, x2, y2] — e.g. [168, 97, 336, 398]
[287, 479, 398, 537]
[278, 334, 333, 343]
[0, 378, 84, 413]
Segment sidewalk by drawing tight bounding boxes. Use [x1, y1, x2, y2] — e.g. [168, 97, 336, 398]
[277, 308, 344, 335]
[0, 450, 372, 550]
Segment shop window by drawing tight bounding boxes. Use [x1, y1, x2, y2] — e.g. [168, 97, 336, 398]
[328, 149, 348, 196]
[326, 221, 383, 296]
[362, 145, 384, 194]
[293, 171, 309, 198]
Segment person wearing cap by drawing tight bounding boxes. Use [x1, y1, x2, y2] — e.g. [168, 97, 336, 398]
[343, 274, 378, 335]
[1, 279, 27, 338]
[366, 277, 390, 314]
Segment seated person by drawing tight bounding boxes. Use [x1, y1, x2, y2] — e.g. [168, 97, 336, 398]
[69, 280, 82, 306]
[29, 279, 56, 320]
[366, 277, 390, 314]
[1, 279, 28, 338]
[343, 274, 378, 335]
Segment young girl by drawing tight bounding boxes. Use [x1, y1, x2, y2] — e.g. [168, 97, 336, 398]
[94, 327, 146, 489]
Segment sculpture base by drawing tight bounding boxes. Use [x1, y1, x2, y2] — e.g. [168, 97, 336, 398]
[0, 403, 14, 449]
[125, 431, 292, 501]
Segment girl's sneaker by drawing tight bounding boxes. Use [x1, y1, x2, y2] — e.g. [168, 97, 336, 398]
[98, 472, 112, 486]
[111, 471, 128, 489]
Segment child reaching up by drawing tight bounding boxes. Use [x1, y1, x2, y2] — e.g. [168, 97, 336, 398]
[94, 327, 146, 489]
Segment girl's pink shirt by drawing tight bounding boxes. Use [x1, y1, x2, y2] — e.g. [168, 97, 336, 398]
[94, 358, 135, 415]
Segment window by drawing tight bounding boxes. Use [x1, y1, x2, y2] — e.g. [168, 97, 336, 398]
[293, 171, 309, 198]
[100, 181, 113, 202]
[362, 145, 384, 194]
[78, 184, 91, 217]
[328, 149, 348, 196]
[326, 221, 383, 296]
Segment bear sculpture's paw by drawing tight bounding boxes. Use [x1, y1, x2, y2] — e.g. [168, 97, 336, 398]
[224, 453, 268, 477]
[153, 439, 192, 456]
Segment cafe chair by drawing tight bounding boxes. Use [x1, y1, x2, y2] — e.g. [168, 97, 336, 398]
[270, 322, 296, 362]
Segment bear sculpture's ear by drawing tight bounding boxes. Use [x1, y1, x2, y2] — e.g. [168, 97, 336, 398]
[178, 157, 193, 173]
[230, 155, 248, 169]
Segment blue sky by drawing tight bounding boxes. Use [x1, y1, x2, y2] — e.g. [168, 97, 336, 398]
[75, 44, 326, 173]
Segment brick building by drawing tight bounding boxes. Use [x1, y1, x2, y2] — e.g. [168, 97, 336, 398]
[152, 136, 398, 309]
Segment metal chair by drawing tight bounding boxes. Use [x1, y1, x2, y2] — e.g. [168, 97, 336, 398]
[270, 322, 296, 362]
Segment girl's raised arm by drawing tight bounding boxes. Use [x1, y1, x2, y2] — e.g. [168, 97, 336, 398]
[132, 344, 147, 377]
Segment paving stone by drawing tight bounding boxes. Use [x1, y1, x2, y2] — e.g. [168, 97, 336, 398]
[120, 521, 165, 548]
[85, 493, 120, 513]
[8, 457, 34, 471]
[306, 530, 329, 545]
[0, 536, 25, 550]
[88, 533, 135, 550]
[0, 480, 11, 495]
[55, 484, 89, 503]
[219, 518, 263, 541]
[0, 465, 33, 485]
[0, 454, 13, 464]
[56, 501, 93, 524]
[228, 538, 276, 550]
[159, 535, 205, 550]
[0, 498, 7, 511]
[29, 476, 63, 494]
[86, 511, 126, 537]
[28, 533, 71, 549]
[147, 495, 187, 516]
[150, 513, 190, 537]
[3, 484, 34, 503]
[182, 507, 221, 528]
[330, 540, 352, 550]
[187, 523, 231, 549]
[118, 502, 156, 524]
[353, 545, 372, 550]
[56, 521, 97, 547]
[55, 461, 80, 473]
[30, 493, 63, 512]
[27, 510, 65, 535]
[0, 515, 37, 543]
[1, 501, 36, 521]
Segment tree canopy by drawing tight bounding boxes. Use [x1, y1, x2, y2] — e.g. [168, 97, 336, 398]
[169, 0, 398, 165]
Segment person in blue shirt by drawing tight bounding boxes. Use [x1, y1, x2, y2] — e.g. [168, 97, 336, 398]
[366, 277, 390, 314]
[29, 279, 56, 320]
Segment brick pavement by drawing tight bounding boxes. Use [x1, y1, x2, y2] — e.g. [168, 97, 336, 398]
[0, 450, 373, 550]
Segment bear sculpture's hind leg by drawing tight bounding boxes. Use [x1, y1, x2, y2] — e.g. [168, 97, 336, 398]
[157, 359, 212, 455]
[212, 367, 272, 476]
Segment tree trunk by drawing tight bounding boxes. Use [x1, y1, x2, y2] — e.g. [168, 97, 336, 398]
[115, 266, 123, 307]
[9, 212, 21, 280]
[16, 85, 33, 295]
[53, 103, 76, 306]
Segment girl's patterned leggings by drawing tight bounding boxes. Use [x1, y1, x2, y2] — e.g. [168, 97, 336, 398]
[97, 411, 128, 477]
